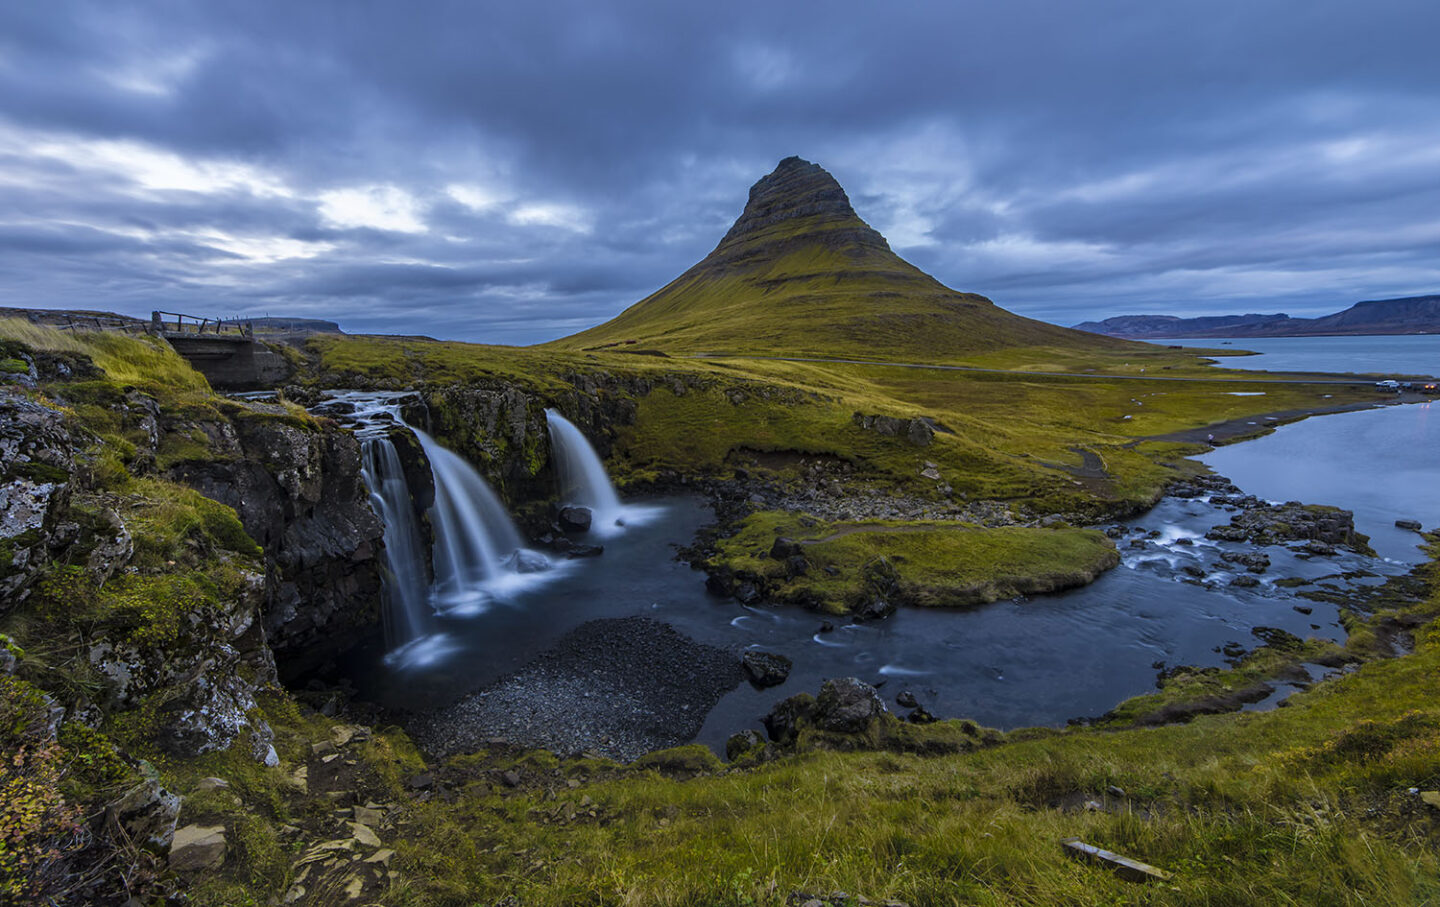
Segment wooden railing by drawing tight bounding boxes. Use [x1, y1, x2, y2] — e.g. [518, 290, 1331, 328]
[151, 311, 254, 338]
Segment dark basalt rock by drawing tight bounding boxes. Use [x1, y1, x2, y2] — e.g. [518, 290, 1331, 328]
[855, 597, 897, 621]
[0, 391, 75, 607]
[742, 650, 793, 688]
[716, 156, 890, 258]
[168, 415, 384, 676]
[1221, 551, 1270, 573]
[763, 692, 816, 745]
[770, 536, 804, 559]
[814, 677, 888, 733]
[852, 412, 935, 447]
[726, 729, 765, 762]
[906, 706, 937, 724]
[1208, 500, 1361, 550]
[558, 505, 593, 533]
[895, 690, 918, 709]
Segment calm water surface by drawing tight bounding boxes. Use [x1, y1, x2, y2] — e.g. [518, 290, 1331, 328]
[1203, 401, 1438, 562]
[1163, 334, 1440, 378]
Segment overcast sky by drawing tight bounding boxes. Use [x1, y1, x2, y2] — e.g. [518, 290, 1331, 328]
[2, 1, 1438, 343]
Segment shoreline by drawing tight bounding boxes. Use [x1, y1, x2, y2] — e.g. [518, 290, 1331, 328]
[1135, 392, 1427, 447]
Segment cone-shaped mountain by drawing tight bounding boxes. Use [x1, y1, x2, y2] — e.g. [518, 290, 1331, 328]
[552, 157, 1126, 361]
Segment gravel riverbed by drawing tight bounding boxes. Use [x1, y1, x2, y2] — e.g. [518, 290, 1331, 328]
[414, 616, 743, 762]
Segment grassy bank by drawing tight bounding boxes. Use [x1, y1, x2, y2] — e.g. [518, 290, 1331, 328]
[710, 511, 1119, 614]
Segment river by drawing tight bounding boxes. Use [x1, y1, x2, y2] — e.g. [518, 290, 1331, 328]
[352, 338, 1437, 754]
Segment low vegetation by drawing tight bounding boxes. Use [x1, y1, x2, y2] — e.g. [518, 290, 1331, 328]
[2, 315, 1429, 904]
[711, 511, 1118, 613]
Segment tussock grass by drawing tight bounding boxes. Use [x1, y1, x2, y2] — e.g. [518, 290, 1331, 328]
[0, 317, 210, 394]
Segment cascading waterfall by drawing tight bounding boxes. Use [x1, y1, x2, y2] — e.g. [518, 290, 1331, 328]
[545, 408, 625, 533]
[359, 437, 432, 646]
[412, 427, 530, 609]
[327, 391, 551, 662]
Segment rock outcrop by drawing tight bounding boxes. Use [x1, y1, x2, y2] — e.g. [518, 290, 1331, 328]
[168, 413, 384, 674]
[0, 392, 75, 606]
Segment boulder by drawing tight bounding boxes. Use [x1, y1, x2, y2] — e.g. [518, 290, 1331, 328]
[169, 824, 227, 873]
[558, 506, 593, 533]
[769, 537, 804, 559]
[895, 690, 918, 709]
[1230, 575, 1261, 588]
[564, 543, 604, 559]
[855, 597, 896, 621]
[763, 693, 816, 744]
[508, 549, 552, 573]
[785, 555, 809, 577]
[742, 651, 793, 688]
[906, 706, 937, 724]
[814, 678, 887, 733]
[111, 778, 183, 853]
[1220, 551, 1270, 573]
[1396, 518, 1423, 531]
[725, 729, 765, 761]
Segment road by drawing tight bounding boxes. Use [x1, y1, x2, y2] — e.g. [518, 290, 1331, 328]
[690, 353, 1403, 386]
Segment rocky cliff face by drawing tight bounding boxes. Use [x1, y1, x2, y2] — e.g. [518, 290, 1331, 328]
[168, 414, 384, 676]
[713, 155, 892, 262]
[414, 370, 652, 505]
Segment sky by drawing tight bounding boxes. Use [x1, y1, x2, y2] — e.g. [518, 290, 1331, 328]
[1, 1, 1438, 344]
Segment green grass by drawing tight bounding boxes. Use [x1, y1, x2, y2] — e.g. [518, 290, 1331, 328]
[0, 318, 210, 395]
[712, 511, 1119, 613]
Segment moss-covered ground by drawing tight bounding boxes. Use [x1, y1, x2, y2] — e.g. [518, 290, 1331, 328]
[710, 511, 1118, 614]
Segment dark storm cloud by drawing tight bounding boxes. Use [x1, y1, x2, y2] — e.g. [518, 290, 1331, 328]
[1, 0, 1438, 342]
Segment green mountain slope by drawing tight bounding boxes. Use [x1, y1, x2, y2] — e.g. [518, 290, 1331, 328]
[551, 156, 1132, 362]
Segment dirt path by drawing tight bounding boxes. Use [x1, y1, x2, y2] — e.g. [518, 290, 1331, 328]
[698, 353, 1411, 385]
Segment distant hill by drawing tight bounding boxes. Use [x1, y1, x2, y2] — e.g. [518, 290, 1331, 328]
[242, 317, 344, 335]
[1074, 295, 1440, 339]
[550, 157, 1129, 361]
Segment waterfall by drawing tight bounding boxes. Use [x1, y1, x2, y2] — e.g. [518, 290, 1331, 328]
[545, 409, 625, 533]
[359, 437, 432, 647]
[411, 427, 529, 609]
[325, 391, 552, 661]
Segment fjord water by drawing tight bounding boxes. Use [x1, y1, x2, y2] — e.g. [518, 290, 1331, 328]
[370, 489, 1378, 752]
[1203, 399, 1438, 562]
[1162, 334, 1440, 378]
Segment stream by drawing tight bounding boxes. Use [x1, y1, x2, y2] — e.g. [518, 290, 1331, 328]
[352, 398, 1436, 754]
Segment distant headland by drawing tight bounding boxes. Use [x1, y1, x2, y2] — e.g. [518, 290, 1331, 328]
[1073, 294, 1440, 339]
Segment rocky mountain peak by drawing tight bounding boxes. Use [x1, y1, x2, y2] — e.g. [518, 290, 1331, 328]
[717, 156, 889, 252]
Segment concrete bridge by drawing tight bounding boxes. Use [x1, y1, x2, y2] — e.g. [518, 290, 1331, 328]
[151, 311, 294, 391]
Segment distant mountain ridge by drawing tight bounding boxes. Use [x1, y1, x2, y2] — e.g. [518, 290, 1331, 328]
[1074, 295, 1440, 339]
[550, 157, 1128, 361]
